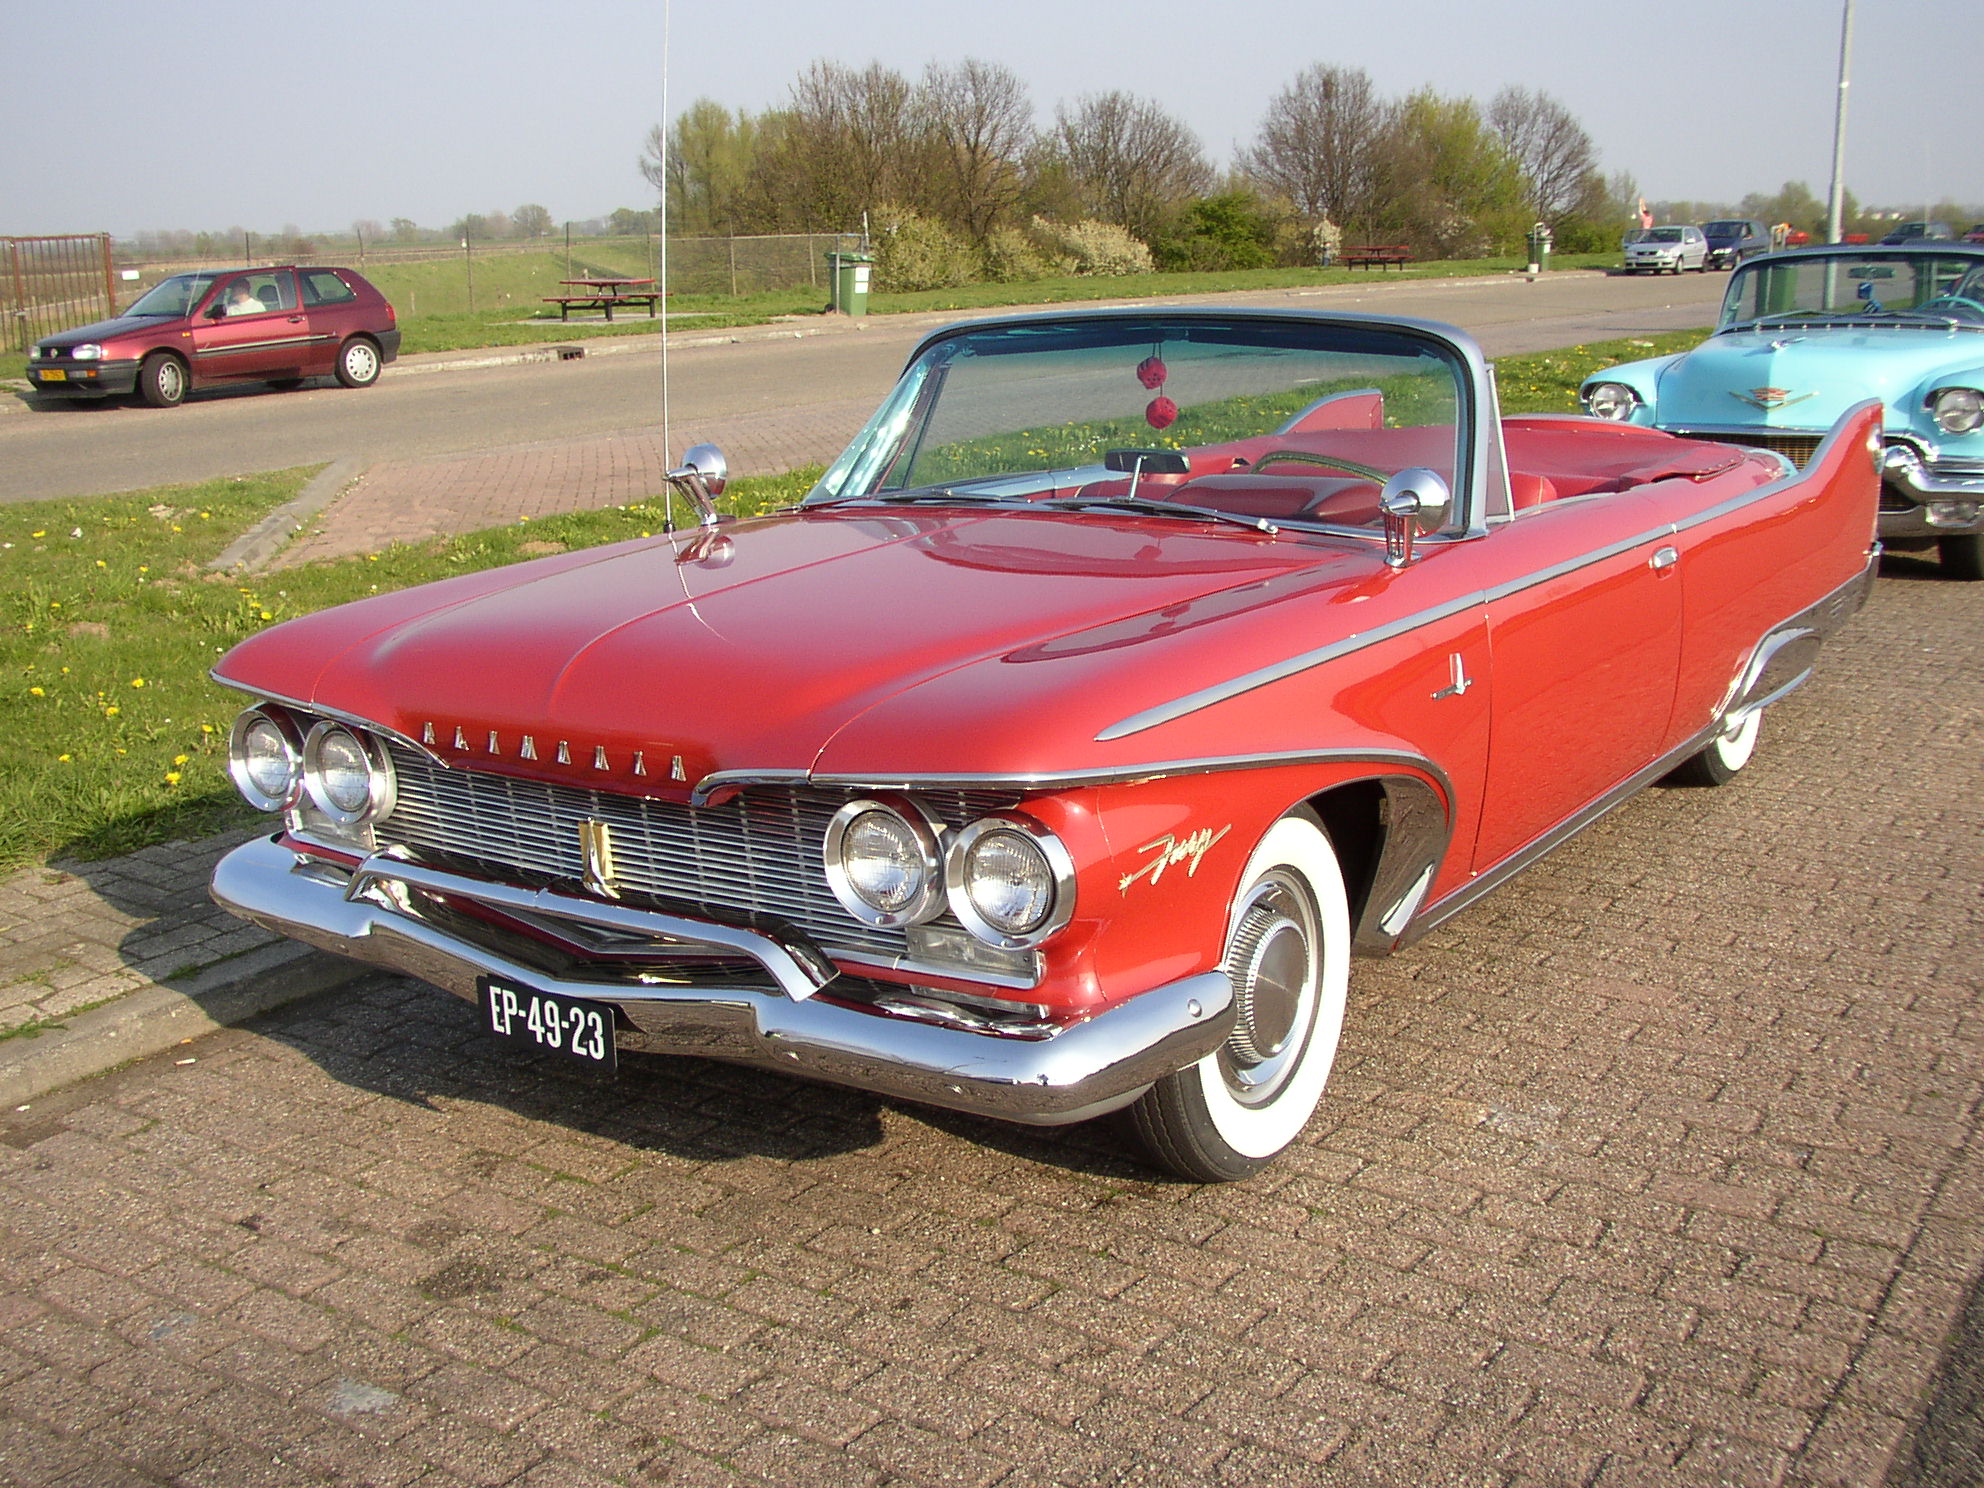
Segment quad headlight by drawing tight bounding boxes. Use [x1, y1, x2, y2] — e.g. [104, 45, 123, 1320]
[1930, 386, 1983, 436]
[824, 802, 1077, 948]
[1582, 382, 1638, 421]
[300, 720, 395, 826]
[825, 799, 945, 927]
[946, 815, 1076, 949]
[227, 708, 302, 812]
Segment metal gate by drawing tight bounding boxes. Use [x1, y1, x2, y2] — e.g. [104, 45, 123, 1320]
[3, 234, 116, 352]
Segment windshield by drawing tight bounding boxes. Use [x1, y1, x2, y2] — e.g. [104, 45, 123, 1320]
[1641, 228, 1685, 243]
[124, 273, 222, 317]
[807, 315, 1469, 534]
[1721, 252, 1984, 327]
[1703, 221, 1746, 238]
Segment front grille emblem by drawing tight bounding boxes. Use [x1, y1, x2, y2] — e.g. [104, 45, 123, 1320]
[579, 820, 619, 898]
[1732, 386, 1814, 411]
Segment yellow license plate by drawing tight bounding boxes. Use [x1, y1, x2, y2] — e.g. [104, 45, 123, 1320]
[39, 369, 67, 382]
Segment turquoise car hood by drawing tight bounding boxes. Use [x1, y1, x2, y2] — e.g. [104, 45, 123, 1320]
[1651, 327, 1984, 430]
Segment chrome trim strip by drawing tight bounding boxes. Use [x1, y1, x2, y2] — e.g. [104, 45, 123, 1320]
[211, 834, 1235, 1126]
[211, 680, 443, 763]
[696, 748, 1456, 808]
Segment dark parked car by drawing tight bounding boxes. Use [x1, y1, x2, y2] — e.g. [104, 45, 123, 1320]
[1701, 218, 1770, 269]
[25, 265, 400, 408]
[1880, 221, 1954, 245]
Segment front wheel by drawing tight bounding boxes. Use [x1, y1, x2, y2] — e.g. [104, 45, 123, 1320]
[136, 352, 188, 408]
[334, 337, 382, 388]
[1127, 814, 1350, 1182]
[1667, 707, 1761, 787]
[1939, 533, 1983, 581]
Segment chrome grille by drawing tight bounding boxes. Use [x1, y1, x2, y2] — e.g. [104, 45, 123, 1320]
[1676, 429, 1823, 466]
[376, 745, 1006, 961]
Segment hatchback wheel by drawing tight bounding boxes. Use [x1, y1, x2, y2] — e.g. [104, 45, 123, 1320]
[137, 353, 188, 408]
[335, 338, 382, 388]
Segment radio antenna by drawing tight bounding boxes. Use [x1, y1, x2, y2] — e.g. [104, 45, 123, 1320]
[659, 0, 675, 532]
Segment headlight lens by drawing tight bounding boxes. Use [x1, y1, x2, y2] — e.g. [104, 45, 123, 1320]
[1931, 387, 1983, 435]
[1583, 382, 1638, 421]
[301, 721, 394, 825]
[227, 709, 301, 812]
[70, 344, 104, 361]
[946, 816, 1075, 948]
[825, 800, 943, 926]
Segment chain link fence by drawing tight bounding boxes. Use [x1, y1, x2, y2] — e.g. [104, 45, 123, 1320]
[3, 235, 117, 352]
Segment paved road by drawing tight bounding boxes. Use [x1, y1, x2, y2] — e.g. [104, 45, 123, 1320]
[0, 270, 1727, 505]
[2, 554, 1981, 1487]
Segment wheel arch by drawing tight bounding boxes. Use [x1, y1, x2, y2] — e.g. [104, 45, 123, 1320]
[1299, 771, 1451, 957]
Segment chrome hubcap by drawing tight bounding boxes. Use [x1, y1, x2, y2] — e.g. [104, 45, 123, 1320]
[1220, 873, 1319, 1105]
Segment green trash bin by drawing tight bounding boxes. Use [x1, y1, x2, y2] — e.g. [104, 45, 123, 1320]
[1526, 223, 1553, 274]
[826, 251, 874, 317]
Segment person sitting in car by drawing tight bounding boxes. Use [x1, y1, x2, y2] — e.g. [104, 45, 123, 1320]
[223, 281, 262, 316]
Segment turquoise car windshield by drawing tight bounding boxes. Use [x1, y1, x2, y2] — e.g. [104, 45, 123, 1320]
[1723, 252, 1984, 327]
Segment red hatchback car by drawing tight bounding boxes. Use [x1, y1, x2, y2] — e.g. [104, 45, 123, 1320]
[25, 264, 400, 407]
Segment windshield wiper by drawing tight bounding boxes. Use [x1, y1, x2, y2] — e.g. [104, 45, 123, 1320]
[1043, 493, 1282, 535]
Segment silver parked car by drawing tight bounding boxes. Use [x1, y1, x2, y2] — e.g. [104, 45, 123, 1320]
[1625, 225, 1708, 274]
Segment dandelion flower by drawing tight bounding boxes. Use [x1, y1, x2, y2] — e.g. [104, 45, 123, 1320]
[164, 772, 181, 786]
[130, 678, 145, 688]
[28, 687, 43, 697]
[104, 705, 119, 717]
[173, 754, 189, 765]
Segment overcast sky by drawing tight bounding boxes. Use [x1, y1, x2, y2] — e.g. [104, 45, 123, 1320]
[6, 0, 1976, 239]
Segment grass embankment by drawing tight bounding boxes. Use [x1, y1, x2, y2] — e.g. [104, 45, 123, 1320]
[2, 251, 1623, 378]
[0, 326, 1701, 873]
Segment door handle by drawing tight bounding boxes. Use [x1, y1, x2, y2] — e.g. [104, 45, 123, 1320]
[1650, 546, 1679, 571]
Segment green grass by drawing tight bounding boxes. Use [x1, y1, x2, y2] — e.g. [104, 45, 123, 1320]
[0, 465, 818, 872]
[0, 324, 1699, 874]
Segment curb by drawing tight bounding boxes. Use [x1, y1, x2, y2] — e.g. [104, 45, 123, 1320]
[0, 940, 367, 1108]
[206, 455, 367, 573]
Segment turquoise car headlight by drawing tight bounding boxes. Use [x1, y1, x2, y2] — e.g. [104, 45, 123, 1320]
[1583, 382, 1638, 421]
[1930, 387, 1983, 436]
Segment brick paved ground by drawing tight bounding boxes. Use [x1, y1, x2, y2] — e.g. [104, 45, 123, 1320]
[1, 559, 1979, 1486]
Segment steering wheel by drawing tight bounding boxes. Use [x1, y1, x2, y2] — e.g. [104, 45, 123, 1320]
[1918, 296, 1984, 324]
[1248, 449, 1389, 482]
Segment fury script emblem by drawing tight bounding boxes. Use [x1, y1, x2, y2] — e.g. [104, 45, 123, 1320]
[1119, 825, 1232, 894]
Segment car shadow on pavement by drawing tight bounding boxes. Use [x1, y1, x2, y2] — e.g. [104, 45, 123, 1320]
[243, 971, 1161, 1180]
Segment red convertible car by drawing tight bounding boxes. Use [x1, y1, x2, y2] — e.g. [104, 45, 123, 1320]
[210, 310, 1880, 1179]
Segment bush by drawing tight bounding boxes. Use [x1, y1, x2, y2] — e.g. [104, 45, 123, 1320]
[1546, 216, 1617, 254]
[1152, 193, 1279, 272]
[1027, 217, 1154, 277]
[869, 206, 977, 293]
[979, 226, 1060, 284]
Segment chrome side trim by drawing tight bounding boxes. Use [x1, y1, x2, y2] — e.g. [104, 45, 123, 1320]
[211, 834, 1235, 1126]
[208, 679, 444, 764]
[696, 748, 1456, 809]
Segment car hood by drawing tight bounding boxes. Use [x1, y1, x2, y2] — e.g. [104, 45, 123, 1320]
[37, 314, 178, 349]
[1652, 327, 1984, 429]
[215, 507, 1396, 791]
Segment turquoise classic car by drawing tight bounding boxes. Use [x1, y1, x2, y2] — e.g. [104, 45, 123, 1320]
[1581, 244, 1984, 578]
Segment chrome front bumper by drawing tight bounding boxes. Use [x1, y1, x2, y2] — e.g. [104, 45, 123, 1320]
[1881, 447, 1984, 537]
[211, 834, 1235, 1126]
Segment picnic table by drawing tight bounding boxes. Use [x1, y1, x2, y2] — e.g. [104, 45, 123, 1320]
[542, 278, 663, 321]
[1340, 245, 1413, 271]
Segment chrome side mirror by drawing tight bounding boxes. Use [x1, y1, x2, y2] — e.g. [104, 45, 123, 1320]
[1378, 467, 1452, 569]
[664, 442, 729, 528]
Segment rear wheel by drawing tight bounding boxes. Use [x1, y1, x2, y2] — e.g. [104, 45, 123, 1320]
[136, 352, 187, 408]
[1939, 533, 1983, 581]
[335, 337, 381, 388]
[1128, 814, 1350, 1182]
[1668, 707, 1761, 787]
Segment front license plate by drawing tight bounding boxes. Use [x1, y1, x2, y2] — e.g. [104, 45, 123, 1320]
[39, 369, 67, 382]
[479, 977, 617, 1073]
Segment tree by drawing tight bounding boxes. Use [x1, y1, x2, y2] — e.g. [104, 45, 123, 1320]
[1240, 64, 1387, 227]
[646, 100, 761, 234]
[449, 213, 491, 242]
[1486, 86, 1598, 227]
[389, 217, 419, 242]
[1043, 91, 1211, 244]
[512, 203, 553, 239]
[751, 60, 922, 231]
[915, 58, 1033, 243]
[351, 218, 384, 246]
[1369, 91, 1527, 256]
